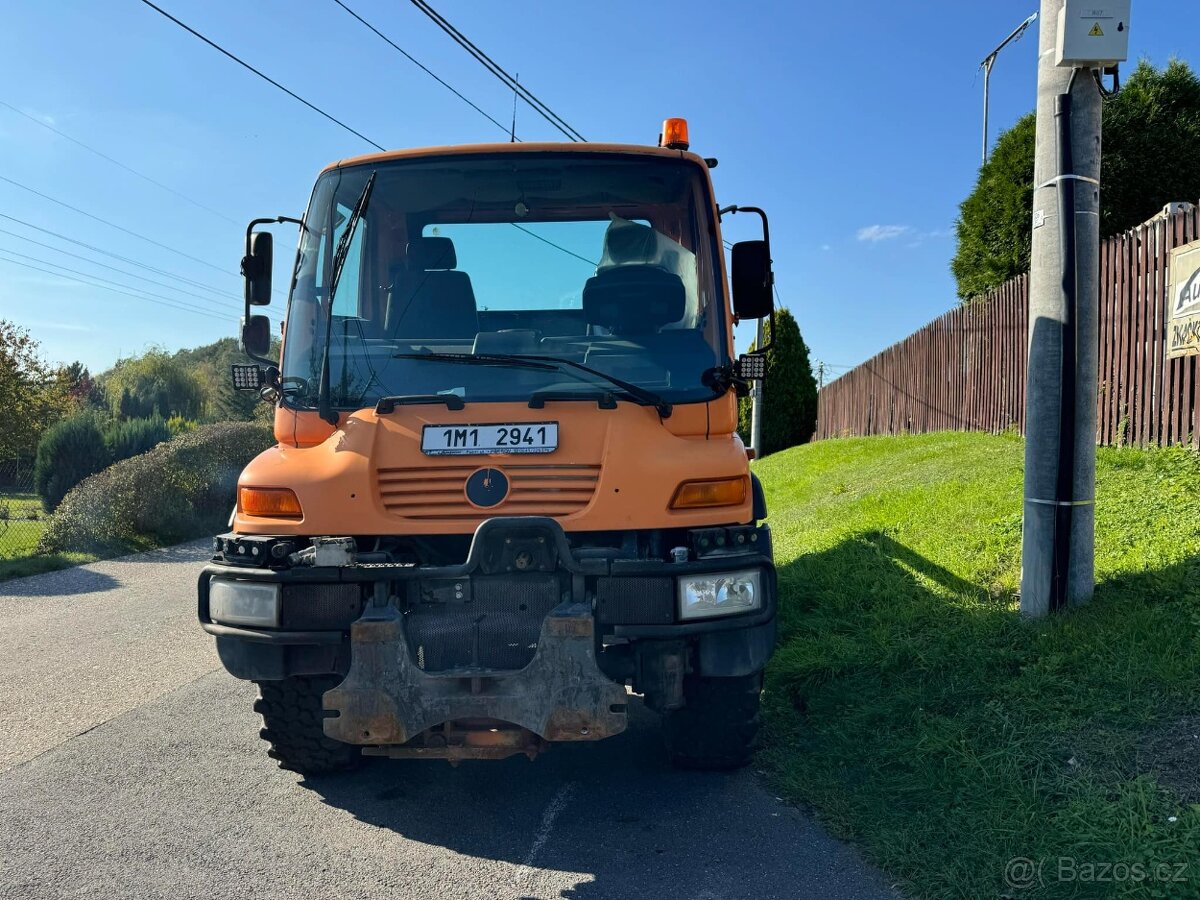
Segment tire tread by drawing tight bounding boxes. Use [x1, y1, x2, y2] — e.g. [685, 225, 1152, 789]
[254, 676, 360, 775]
[663, 673, 762, 771]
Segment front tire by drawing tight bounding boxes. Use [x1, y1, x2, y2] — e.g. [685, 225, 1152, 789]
[254, 676, 361, 775]
[663, 672, 762, 770]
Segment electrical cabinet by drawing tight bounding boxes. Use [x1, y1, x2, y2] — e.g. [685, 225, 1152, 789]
[1056, 0, 1131, 67]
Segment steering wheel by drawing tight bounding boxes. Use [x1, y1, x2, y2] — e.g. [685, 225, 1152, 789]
[277, 375, 311, 396]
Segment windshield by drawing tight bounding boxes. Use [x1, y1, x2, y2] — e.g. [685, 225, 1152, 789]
[280, 152, 726, 411]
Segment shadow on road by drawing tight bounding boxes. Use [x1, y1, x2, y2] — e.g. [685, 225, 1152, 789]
[0, 566, 120, 597]
[304, 697, 895, 899]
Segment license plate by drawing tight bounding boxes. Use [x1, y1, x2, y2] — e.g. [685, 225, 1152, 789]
[421, 422, 558, 456]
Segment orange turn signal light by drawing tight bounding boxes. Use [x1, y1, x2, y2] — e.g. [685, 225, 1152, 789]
[669, 476, 747, 510]
[238, 487, 303, 519]
[660, 117, 690, 151]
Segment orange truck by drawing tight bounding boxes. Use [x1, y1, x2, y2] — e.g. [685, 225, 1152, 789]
[199, 120, 778, 773]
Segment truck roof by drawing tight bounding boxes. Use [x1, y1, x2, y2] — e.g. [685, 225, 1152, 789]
[321, 142, 707, 174]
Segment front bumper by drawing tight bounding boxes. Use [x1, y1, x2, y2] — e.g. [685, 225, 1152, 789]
[198, 517, 776, 744]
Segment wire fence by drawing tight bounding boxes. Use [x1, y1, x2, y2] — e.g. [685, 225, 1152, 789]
[0, 460, 45, 559]
[816, 207, 1200, 448]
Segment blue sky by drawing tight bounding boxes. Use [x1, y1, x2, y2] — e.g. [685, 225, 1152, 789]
[0, 0, 1194, 378]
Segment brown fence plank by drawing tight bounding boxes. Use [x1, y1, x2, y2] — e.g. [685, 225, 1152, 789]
[815, 211, 1196, 449]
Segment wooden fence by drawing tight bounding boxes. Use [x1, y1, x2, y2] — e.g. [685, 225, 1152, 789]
[816, 207, 1200, 448]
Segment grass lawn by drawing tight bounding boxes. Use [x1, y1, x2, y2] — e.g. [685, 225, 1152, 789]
[756, 432, 1200, 899]
[0, 491, 97, 580]
[0, 490, 47, 562]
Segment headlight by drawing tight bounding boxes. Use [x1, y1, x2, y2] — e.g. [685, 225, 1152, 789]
[209, 579, 281, 627]
[678, 569, 762, 620]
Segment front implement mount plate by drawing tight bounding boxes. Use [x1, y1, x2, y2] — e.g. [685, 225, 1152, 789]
[323, 601, 627, 746]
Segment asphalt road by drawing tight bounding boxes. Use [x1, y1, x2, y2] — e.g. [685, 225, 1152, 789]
[0, 543, 899, 900]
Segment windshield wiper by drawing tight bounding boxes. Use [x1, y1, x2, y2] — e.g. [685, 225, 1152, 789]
[392, 351, 559, 371]
[394, 351, 673, 418]
[506, 355, 673, 418]
[317, 171, 375, 425]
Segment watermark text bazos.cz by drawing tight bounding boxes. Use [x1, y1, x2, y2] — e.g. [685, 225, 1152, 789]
[1004, 856, 1190, 890]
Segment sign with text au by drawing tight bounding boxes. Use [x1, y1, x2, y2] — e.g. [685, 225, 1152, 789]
[1168, 241, 1200, 359]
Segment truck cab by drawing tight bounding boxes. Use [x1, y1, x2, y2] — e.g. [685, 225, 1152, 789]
[200, 129, 777, 773]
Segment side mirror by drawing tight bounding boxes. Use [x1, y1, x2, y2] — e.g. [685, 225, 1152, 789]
[241, 314, 271, 358]
[731, 240, 774, 320]
[242, 231, 273, 306]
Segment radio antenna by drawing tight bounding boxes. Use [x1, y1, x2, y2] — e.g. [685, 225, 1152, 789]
[510, 73, 519, 142]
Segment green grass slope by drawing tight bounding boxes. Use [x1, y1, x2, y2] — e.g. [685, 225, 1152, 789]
[756, 432, 1200, 899]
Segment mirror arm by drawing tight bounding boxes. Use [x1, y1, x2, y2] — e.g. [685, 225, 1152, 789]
[722, 205, 776, 354]
[241, 216, 303, 368]
[757, 310, 776, 355]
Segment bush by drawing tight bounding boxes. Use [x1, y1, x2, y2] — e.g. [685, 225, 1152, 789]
[737, 308, 819, 456]
[166, 415, 198, 437]
[39, 422, 275, 555]
[104, 416, 171, 463]
[33, 412, 111, 512]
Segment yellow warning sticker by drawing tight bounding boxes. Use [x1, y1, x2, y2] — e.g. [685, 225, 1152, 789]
[1089, 22, 1104, 36]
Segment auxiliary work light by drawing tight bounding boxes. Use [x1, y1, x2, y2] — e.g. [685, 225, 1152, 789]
[735, 353, 767, 381]
[230, 363, 265, 391]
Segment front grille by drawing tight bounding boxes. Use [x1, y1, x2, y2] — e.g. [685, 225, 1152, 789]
[376, 463, 601, 520]
[280, 583, 363, 629]
[596, 577, 675, 625]
[405, 574, 561, 672]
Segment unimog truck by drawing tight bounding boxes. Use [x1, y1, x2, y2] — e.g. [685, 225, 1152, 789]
[200, 120, 778, 773]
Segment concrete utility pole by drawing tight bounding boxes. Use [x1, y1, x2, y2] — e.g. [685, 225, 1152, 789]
[750, 318, 764, 454]
[1020, 0, 1103, 617]
[981, 12, 1039, 165]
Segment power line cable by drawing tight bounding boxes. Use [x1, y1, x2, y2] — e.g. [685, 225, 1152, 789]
[0, 245, 230, 318]
[0, 99, 238, 225]
[0, 174, 234, 275]
[135, 1, 588, 273]
[136, 0, 385, 152]
[330, 0, 512, 138]
[0, 251, 234, 322]
[0, 224, 256, 316]
[408, 0, 585, 142]
[509, 223, 596, 267]
[0, 212, 239, 300]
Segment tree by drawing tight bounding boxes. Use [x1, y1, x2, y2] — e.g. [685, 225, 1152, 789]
[737, 308, 818, 456]
[951, 113, 1036, 300]
[103, 416, 171, 462]
[101, 348, 206, 420]
[1101, 60, 1200, 236]
[952, 59, 1200, 300]
[49, 361, 106, 411]
[33, 411, 111, 511]
[0, 320, 61, 461]
[96, 338, 281, 426]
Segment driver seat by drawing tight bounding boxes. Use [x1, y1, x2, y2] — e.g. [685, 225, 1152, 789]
[385, 237, 479, 340]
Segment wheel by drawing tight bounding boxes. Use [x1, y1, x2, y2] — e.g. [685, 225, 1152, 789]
[253, 676, 361, 775]
[663, 672, 763, 771]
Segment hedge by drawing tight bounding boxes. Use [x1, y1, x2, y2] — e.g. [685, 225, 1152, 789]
[33, 411, 112, 513]
[39, 422, 275, 555]
[104, 416, 171, 463]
